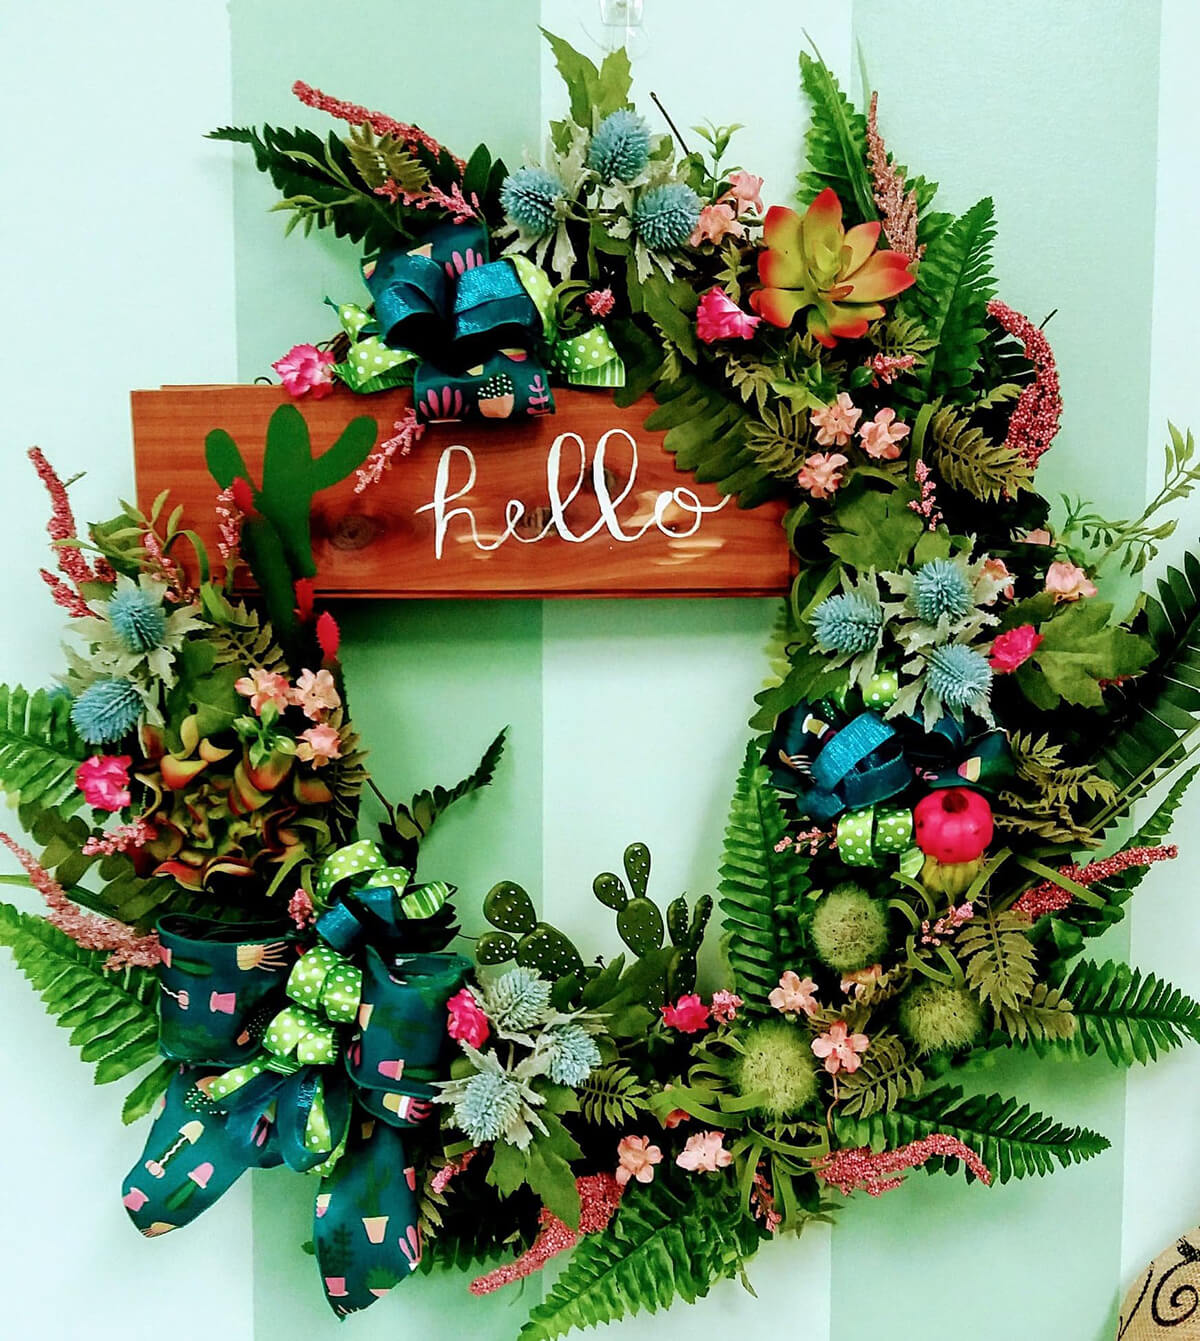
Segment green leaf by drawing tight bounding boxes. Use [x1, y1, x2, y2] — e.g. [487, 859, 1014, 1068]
[836, 1032, 924, 1117]
[389, 728, 507, 842]
[823, 484, 924, 571]
[995, 981, 1076, 1046]
[1015, 600, 1153, 710]
[956, 906, 1038, 1011]
[576, 1062, 648, 1126]
[526, 1143, 581, 1229]
[926, 403, 1033, 502]
[121, 1059, 175, 1124]
[0, 684, 88, 821]
[485, 1140, 527, 1198]
[796, 52, 875, 221]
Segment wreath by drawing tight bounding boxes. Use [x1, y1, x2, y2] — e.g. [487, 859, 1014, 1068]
[3, 32, 1200, 1338]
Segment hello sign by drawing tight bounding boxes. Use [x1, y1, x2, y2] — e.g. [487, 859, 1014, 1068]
[131, 386, 791, 598]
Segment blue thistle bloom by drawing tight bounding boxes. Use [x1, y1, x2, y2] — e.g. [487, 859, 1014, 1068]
[455, 1069, 523, 1144]
[108, 583, 167, 652]
[588, 109, 651, 182]
[484, 966, 552, 1032]
[911, 560, 973, 623]
[632, 183, 701, 251]
[500, 167, 567, 237]
[811, 592, 883, 653]
[71, 679, 142, 744]
[544, 1023, 601, 1087]
[926, 644, 993, 710]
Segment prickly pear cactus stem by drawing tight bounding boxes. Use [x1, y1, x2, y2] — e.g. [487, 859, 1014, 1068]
[667, 893, 713, 995]
[624, 842, 651, 898]
[478, 880, 585, 980]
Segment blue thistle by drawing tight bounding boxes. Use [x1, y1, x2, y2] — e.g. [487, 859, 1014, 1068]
[484, 966, 552, 1032]
[911, 560, 973, 623]
[588, 109, 651, 182]
[108, 583, 167, 652]
[926, 644, 993, 710]
[455, 1069, 523, 1144]
[500, 167, 567, 237]
[70, 679, 142, 744]
[811, 592, 883, 653]
[632, 183, 701, 251]
[543, 1023, 601, 1087]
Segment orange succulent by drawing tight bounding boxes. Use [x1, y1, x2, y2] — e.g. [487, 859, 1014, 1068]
[749, 188, 916, 347]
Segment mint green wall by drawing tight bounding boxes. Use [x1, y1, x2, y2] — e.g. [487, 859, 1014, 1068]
[1, 2, 1195, 1339]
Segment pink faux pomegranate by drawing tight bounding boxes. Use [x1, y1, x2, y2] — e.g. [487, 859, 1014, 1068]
[913, 787, 994, 864]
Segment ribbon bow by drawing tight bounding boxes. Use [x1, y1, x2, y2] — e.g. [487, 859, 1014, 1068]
[124, 844, 469, 1317]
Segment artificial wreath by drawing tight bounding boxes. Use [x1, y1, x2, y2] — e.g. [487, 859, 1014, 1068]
[4, 30, 1200, 1338]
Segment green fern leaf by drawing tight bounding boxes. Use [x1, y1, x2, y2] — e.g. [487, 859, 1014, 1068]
[927, 404, 1033, 501]
[743, 405, 811, 481]
[1046, 958, 1200, 1066]
[577, 1063, 648, 1126]
[995, 981, 1076, 1045]
[836, 1032, 924, 1117]
[834, 1085, 1110, 1184]
[209, 600, 288, 676]
[719, 745, 811, 1005]
[956, 906, 1037, 1011]
[0, 684, 88, 819]
[519, 1180, 762, 1340]
[390, 728, 507, 842]
[797, 53, 875, 221]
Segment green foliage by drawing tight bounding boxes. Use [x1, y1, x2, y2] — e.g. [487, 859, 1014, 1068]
[995, 981, 1076, 1045]
[926, 403, 1033, 502]
[0, 901, 166, 1116]
[901, 198, 997, 402]
[576, 1062, 648, 1126]
[834, 1085, 1111, 1184]
[0, 684, 88, 822]
[956, 905, 1038, 1012]
[836, 1032, 924, 1117]
[541, 28, 632, 148]
[343, 123, 428, 194]
[823, 483, 924, 571]
[385, 728, 507, 845]
[1014, 600, 1153, 711]
[743, 405, 812, 481]
[719, 746, 811, 1004]
[1046, 958, 1200, 1066]
[207, 599, 288, 676]
[994, 732, 1118, 846]
[796, 52, 875, 221]
[519, 1179, 762, 1340]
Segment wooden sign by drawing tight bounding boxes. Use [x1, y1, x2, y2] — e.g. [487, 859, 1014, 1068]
[130, 385, 791, 599]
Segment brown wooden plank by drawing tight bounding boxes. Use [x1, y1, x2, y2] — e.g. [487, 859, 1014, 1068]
[130, 385, 791, 599]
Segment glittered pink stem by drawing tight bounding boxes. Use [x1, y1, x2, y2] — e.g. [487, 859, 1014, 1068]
[815, 1135, 991, 1197]
[987, 299, 1062, 467]
[1013, 843, 1178, 919]
[292, 80, 463, 170]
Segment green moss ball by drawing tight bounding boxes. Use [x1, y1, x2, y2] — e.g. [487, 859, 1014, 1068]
[735, 1020, 820, 1119]
[810, 883, 890, 972]
[899, 981, 985, 1055]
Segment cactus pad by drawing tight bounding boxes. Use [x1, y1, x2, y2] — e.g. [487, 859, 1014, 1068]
[616, 899, 665, 957]
[475, 931, 518, 966]
[623, 843, 651, 898]
[482, 881, 538, 936]
[479, 880, 584, 981]
[593, 871, 628, 911]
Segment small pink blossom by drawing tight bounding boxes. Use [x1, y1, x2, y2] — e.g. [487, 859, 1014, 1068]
[1045, 560, 1097, 602]
[272, 343, 336, 399]
[288, 889, 315, 930]
[1022, 528, 1053, 546]
[768, 970, 819, 1017]
[676, 1131, 733, 1174]
[857, 407, 910, 460]
[235, 668, 294, 716]
[584, 288, 615, 318]
[446, 988, 490, 1049]
[710, 989, 743, 1023]
[76, 755, 132, 812]
[695, 287, 761, 344]
[615, 1135, 662, 1187]
[812, 1021, 870, 1075]
[797, 452, 848, 500]
[727, 172, 764, 215]
[81, 816, 156, 856]
[864, 352, 916, 387]
[989, 624, 1043, 673]
[690, 201, 744, 246]
[810, 394, 862, 447]
[841, 964, 883, 998]
[662, 1108, 690, 1129]
[295, 723, 342, 768]
[293, 668, 341, 721]
[980, 557, 1014, 601]
[660, 993, 711, 1034]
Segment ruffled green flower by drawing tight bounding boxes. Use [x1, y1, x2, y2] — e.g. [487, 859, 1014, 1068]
[811, 592, 883, 653]
[588, 109, 651, 182]
[500, 167, 567, 236]
[632, 183, 701, 251]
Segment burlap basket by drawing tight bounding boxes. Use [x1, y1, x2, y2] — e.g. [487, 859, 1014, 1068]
[1119, 1232, 1200, 1337]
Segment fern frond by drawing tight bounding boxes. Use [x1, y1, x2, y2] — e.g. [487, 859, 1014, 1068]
[344, 123, 429, 193]
[956, 906, 1037, 1011]
[719, 745, 811, 1005]
[576, 1063, 648, 1126]
[866, 311, 936, 364]
[995, 981, 1076, 1045]
[973, 382, 1023, 411]
[743, 406, 811, 481]
[927, 404, 1032, 501]
[834, 1086, 1110, 1184]
[389, 727, 507, 842]
[208, 600, 288, 676]
[797, 53, 875, 221]
[0, 684, 88, 819]
[837, 1032, 923, 1117]
[1046, 958, 1200, 1066]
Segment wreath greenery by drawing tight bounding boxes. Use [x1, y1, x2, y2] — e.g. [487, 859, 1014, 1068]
[3, 31, 1200, 1337]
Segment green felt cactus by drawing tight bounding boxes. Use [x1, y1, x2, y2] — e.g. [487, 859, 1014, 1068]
[478, 880, 585, 980]
[593, 842, 665, 958]
[666, 893, 713, 995]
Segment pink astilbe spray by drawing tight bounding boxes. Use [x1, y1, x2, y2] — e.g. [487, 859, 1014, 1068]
[292, 80, 464, 169]
[214, 485, 245, 561]
[378, 180, 480, 223]
[355, 408, 425, 492]
[28, 447, 99, 591]
[430, 1147, 478, 1196]
[1013, 843, 1178, 920]
[908, 459, 943, 530]
[0, 830, 160, 970]
[987, 299, 1062, 467]
[39, 568, 92, 618]
[142, 530, 193, 604]
[81, 817, 157, 857]
[865, 93, 924, 262]
[815, 1135, 991, 1197]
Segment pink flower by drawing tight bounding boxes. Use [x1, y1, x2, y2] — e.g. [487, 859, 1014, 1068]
[76, 755, 132, 812]
[585, 288, 615, 318]
[1021, 528, 1053, 546]
[615, 1135, 662, 1187]
[293, 668, 341, 721]
[295, 723, 342, 768]
[812, 1021, 870, 1075]
[676, 1131, 733, 1174]
[710, 989, 743, 1023]
[841, 964, 883, 998]
[980, 557, 1014, 601]
[810, 394, 862, 447]
[857, 407, 910, 460]
[446, 988, 490, 1049]
[727, 172, 764, 215]
[272, 344, 336, 399]
[989, 624, 1043, 673]
[662, 1108, 690, 1129]
[695, 287, 761, 344]
[659, 993, 711, 1034]
[1045, 561, 1097, 602]
[690, 201, 745, 246]
[288, 889, 315, 930]
[797, 452, 848, 500]
[768, 970, 819, 1017]
[235, 667, 294, 716]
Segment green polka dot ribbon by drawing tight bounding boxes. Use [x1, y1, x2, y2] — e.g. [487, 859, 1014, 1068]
[328, 301, 418, 394]
[836, 804, 914, 867]
[512, 255, 627, 389]
[287, 943, 362, 1026]
[262, 1004, 337, 1073]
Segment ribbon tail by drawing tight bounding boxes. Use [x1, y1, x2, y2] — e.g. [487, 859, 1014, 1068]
[314, 1116, 421, 1316]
